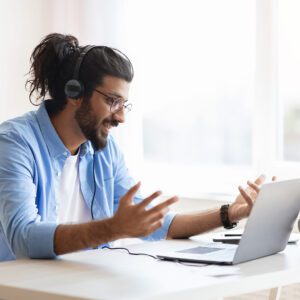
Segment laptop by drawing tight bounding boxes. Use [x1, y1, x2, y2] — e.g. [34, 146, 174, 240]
[157, 178, 300, 265]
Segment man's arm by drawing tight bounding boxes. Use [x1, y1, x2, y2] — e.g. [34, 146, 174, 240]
[54, 219, 116, 255]
[167, 175, 266, 239]
[166, 208, 222, 239]
[54, 182, 178, 255]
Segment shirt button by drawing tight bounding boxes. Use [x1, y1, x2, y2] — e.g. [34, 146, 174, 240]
[57, 171, 61, 176]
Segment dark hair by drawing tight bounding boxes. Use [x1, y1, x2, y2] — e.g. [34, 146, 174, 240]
[26, 33, 134, 115]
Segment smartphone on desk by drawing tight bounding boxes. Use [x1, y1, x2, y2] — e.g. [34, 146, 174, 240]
[213, 232, 300, 244]
[213, 234, 242, 244]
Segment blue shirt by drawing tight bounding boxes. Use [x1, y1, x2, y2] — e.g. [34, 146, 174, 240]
[0, 102, 175, 261]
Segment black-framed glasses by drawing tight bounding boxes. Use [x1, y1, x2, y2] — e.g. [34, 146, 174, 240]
[94, 89, 132, 114]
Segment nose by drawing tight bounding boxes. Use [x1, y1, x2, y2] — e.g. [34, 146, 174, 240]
[113, 107, 125, 123]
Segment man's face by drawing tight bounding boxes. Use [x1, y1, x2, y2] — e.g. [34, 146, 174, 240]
[75, 75, 130, 150]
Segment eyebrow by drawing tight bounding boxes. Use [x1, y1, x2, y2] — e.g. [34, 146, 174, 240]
[106, 92, 128, 102]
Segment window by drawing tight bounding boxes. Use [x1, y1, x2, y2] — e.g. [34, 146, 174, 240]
[278, 0, 300, 161]
[118, 0, 300, 198]
[123, 0, 256, 197]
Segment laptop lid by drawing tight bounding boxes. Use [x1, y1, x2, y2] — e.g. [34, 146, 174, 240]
[232, 178, 300, 264]
[157, 178, 300, 265]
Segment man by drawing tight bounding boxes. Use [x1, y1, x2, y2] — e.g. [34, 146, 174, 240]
[0, 33, 263, 261]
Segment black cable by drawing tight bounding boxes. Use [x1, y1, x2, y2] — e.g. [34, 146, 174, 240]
[101, 246, 158, 260]
[102, 246, 208, 267]
[90, 153, 96, 220]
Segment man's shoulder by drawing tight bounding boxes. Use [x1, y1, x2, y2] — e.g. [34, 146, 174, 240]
[0, 110, 37, 142]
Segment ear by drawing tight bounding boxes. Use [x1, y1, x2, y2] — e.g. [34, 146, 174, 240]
[66, 97, 83, 108]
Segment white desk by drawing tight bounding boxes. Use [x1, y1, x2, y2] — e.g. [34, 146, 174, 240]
[0, 238, 300, 300]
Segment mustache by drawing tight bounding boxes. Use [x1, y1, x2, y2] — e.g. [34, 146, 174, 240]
[103, 119, 119, 127]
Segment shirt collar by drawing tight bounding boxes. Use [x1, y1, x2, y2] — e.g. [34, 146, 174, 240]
[35, 101, 93, 159]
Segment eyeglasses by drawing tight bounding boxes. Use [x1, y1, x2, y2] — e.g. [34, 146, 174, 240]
[94, 89, 132, 114]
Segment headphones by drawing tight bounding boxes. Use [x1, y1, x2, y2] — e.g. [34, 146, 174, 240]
[64, 45, 97, 99]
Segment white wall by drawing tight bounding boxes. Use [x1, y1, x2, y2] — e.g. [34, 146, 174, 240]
[0, 0, 142, 177]
[0, 0, 100, 121]
[0, 0, 52, 121]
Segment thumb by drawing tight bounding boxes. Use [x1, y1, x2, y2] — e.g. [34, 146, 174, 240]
[119, 181, 141, 207]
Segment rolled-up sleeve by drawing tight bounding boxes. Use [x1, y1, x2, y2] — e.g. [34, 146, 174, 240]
[0, 133, 57, 259]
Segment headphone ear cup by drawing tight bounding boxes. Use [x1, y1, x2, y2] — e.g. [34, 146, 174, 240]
[64, 79, 84, 99]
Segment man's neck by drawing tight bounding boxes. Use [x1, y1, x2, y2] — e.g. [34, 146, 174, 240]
[50, 109, 86, 155]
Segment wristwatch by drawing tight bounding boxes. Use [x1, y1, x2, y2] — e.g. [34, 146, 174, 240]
[220, 204, 237, 229]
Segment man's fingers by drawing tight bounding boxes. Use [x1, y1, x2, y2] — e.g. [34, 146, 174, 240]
[138, 191, 162, 209]
[147, 208, 169, 223]
[247, 181, 260, 194]
[127, 181, 141, 196]
[120, 182, 141, 207]
[254, 174, 266, 185]
[272, 176, 277, 181]
[148, 220, 164, 234]
[238, 186, 253, 207]
[146, 196, 179, 216]
[147, 213, 165, 225]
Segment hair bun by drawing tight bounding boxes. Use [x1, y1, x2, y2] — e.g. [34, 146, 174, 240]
[54, 40, 77, 62]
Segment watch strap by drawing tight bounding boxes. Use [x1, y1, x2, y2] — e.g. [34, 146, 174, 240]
[220, 204, 237, 229]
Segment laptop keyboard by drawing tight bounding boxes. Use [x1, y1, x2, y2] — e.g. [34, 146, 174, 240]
[177, 246, 236, 262]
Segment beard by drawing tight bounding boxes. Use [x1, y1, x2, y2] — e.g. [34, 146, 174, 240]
[75, 100, 119, 151]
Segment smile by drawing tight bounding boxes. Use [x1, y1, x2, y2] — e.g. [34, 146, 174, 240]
[102, 122, 112, 135]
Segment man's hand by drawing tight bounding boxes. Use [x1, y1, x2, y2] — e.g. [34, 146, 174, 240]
[111, 182, 178, 238]
[228, 175, 276, 223]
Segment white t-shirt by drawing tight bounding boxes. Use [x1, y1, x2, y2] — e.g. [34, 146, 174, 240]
[57, 153, 91, 223]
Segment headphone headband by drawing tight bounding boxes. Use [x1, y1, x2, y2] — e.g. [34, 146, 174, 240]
[73, 45, 97, 80]
[64, 45, 97, 99]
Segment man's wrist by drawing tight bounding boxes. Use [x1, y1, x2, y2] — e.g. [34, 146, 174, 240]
[228, 204, 237, 223]
[220, 204, 237, 229]
[104, 216, 127, 241]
